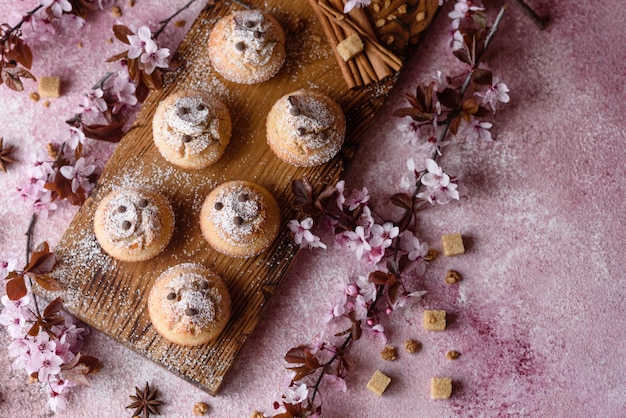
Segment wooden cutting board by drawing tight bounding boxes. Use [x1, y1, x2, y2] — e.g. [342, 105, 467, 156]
[49, 0, 437, 395]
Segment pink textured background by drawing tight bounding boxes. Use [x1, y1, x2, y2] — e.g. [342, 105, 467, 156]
[1, 0, 625, 417]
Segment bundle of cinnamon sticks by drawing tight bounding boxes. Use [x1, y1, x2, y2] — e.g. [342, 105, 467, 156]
[308, 0, 403, 88]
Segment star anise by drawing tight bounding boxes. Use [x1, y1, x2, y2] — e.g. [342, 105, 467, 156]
[0, 137, 16, 172]
[126, 382, 164, 418]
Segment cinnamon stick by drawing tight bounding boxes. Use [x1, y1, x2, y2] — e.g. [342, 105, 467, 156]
[306, 0, 358, 88]
[341, 0, 393, 80]
[317, 1, 403, 71]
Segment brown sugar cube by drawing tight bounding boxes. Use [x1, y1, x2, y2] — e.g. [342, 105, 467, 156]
[404, 339, 421, 354]
[423, 310, 446, 331]
[441, 233, 465, 256]
[430, 377, 453, 399]
[250, 411, 265, 418]
[445, 269, 462, 284]
[446, 350, 460, 360]
[38, 76, 60, 99]
[192, 401, 209, 416]
[380, 345, 397, 361]
[336, 33, 364, 62]
[366, 370, 391, 396]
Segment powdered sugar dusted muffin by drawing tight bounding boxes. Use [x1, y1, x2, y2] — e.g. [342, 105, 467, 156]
[208, 9, 286, 84]
[93, 187, 175, 262]
[153, 90, 231, 169]
[266, 89, 346, 167]
[148, 263, 231, 346]
[200, 180, 280, 258]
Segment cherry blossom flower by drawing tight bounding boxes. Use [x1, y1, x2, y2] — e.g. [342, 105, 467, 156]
[47, 389, 68, 412]
[475, 77, 510, 113]
[32, 191, 58, 219]
[393, 290, 428, 308]
[448, 0, 484, 21]
[323, 374, 347, 392]
[343, 226, 371, 260]
[0, 258, 19, 280]
[421, 158, 449, 189]
[400, 231, 429, 262]
[40, 0, 72, 18]
[335, 180, 346, 209]
[127, 26, 157, 60]
[59, 13, 85, 30]
[109, 73, 138, 114]
[140, 42, 170, 75]
[417, 181, 460, 205]
[343, 0, 371, 14]
[369, 222, 399, 249]
[451, 29, 465, 51]
[367, 323, 387, 344]
[11, 10, 55, 42]
[399, 157, 419, 190]
[355, 274, 376, 302]
[282, 383, 309, 405]
[33, 350, 63, 382]
[397, 116, 423, 146]
[460, 119, 493, 141]
[356, 205, 374, 231]
[288, 218, 327, 249]
[346, 186, 370, 211]
[66, 126, 85, 151]
[60, 158, 96, 194]
[75, 88, 107, 115]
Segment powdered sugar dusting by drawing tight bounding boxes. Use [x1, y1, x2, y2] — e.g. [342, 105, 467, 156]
[209, 183, 267, 247]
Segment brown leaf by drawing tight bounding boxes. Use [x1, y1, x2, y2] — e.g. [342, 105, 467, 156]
[5, 273, 27, 300]
[390, 193, 413, 210]
[291, 179, 313, 208]
[112, 24, 133, 44]
[25, 242, 55, 275]
[81, 121, 126, 142]
[472, 68, 493, 85]
[437, 88, 462, 110]
[62, 363, 92, 386]
[369, 270, 397, 286]
[6, 37, 33, 70]
[1, 66, 35, 91]
[284, 345, 308, 364]
[78, 355, 102, 374]
[105, 50, 128, 63]
[34, 274, 62, 291]
[43, 297, 64, 318]
[388, 281, 400, 305]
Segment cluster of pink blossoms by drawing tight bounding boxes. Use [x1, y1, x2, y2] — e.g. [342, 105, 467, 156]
[0, 264, 89, 412]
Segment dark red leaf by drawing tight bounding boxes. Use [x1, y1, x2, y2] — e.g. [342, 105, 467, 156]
[27, 320, 41, 337]
[6, 274, 27, 300]
[25, 242, 55, 275]
[43, 297, 64, 318]
[388, 281, 400, 305]
[284, 345, 307, 364]
[81, 121, 126, 142]
[449, 115, 462, 135]
[390, 193, 413, 210]
[462, 98, 480, 116]
[291, 179, 313, 208]
[392, 107, 433, 122]
[472, 68, 493, 85]
[105, 50, 129, 63]
[78, 355, 102, 374]
[1, 67, 35, 91]
[474, 106, 490, 118]
[437, 88, 462, 110]
[304, 349, 320, 370]
[34, 274, 62, 291]
[404, 92, 422, 111]
[112, 25, 133, 44]
[351, 319, 362, 341]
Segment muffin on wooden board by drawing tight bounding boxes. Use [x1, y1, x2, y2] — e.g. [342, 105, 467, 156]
[153, 90, 231, 169]
[208, 9, 286, 84]
[200, 180, 280, 258]
[148, 263, 231, 346]
[266, 89, 346, 167]
[93, 187, 175, 262]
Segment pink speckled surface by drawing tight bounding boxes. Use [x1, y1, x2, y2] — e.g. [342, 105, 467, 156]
[1, 1, 626, 417]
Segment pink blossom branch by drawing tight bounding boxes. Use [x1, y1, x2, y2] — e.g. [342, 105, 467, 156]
[0, 5, 43, 44]
[154, 0, 199, 39]
[24, 214, 41, 317]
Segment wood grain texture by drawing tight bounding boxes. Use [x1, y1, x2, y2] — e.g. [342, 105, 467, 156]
[48, 0, 425, 395]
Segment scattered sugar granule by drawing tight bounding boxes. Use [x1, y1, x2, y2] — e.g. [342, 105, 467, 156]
[128, 0, 135, 6]
[174, 19, 186, 28]
[430, 377, 452, 400]
[43, 100, 51, 108]
[441, 233, 465, 256]
[445, 269, 462, 284]
[38, 76, 60, 98]
[111, 5, 122, 17]
[404, 339, 421, 354]
[423, 309, 446, 331]
[336, 33, 364, 62]
[29, 92, 40, 102]
[380, 345, 397, 361]
[446, 350, 460, 360]
[366, 370, 391, 396]
[250, 411, 265, 418]
[193, 401, 209, 416]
